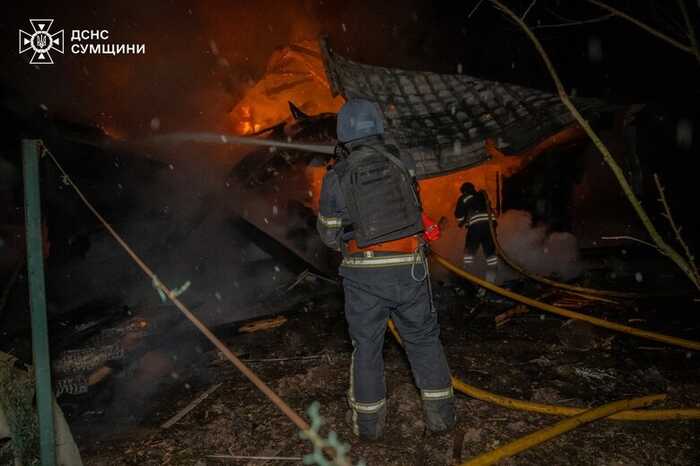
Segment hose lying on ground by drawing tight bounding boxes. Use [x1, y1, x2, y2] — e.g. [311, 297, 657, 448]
[451, 378, 699, 421]
[431, 252, 700, 351]
[459, 393, 666, 466]
[386, 320, 700, 421]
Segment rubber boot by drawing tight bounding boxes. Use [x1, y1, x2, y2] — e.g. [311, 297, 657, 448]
[423, 397, 457, 433]
[347, 403, 386, 441]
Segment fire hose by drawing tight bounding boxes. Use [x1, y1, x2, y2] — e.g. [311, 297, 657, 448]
[386, 261, 700, 465]
[147, 132, 336, 154]
[432, 252, 700, 351]
[389, 312, 696, 464]
[387, 319, 699, 421]
[459, 393, 666, 466]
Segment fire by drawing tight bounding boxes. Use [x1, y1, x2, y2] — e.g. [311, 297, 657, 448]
[230, 40, 344, 134]
[231, 39, 588, 268]
[232, 104, 260, 135]
[303, 126, 586, 266]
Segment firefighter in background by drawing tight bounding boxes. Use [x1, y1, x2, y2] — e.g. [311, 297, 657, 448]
[317, 98, 456, 441]
[455, 182, 499, 289]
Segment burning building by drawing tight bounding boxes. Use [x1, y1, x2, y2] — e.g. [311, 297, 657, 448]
[1, 2, 699, 465]
[228, 38, 607, 274]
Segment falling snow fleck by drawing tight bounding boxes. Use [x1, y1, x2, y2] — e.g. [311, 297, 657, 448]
[457, 63, 463, 74]
[209, 40, 219, 56]
[168, 164, 174, 170]
[272, 205, 278, 216]
[587, 36, 603, 63]
[676, 118, 693, 149]
[635, 272, 643, 283]
[150, 117, 160, 131]
[341, 23, 347, 32]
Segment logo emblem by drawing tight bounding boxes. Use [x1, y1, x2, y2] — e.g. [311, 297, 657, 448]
[19, 19, 64, 65]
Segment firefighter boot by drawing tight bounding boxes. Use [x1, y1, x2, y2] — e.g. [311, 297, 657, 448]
[347, 400, 387, 441]
[485, 267, 497, 284]
[422, 388, 457, 433]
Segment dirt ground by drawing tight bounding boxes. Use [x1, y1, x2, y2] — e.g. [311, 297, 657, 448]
[68, 277, 700, 466]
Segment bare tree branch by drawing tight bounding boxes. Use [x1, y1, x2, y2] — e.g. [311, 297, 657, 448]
[468, 0, 486, 19]
[601, 236, 661, 251]
[649, 0, 692, 42]
[488, 0, 700, 290]
[532, 12, 613, 30]
[677, 0, 700, 64]
[586, 0, 695, 57]
[653, 174, 700, 278]
[522, 0, 537, 21]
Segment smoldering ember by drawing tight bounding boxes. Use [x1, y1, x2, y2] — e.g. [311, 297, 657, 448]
[1, 1, 699, 465]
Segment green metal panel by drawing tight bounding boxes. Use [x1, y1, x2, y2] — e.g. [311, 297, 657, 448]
[22, 139, 56, 466]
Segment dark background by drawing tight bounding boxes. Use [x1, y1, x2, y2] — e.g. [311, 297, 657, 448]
[2, 0, 699, 133]
[1, 0, 699, 289]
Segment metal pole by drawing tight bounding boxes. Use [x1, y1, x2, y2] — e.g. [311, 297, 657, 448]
[22, 139, 56, 466]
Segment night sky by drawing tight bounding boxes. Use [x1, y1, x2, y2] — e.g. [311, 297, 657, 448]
[1, 1, 698, 244]
[2, 1, 698, 133]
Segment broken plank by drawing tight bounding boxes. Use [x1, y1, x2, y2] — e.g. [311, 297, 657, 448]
[161, 383, 223, 429]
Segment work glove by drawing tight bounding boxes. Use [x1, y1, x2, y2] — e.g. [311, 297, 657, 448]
[422, 212, 441, 242]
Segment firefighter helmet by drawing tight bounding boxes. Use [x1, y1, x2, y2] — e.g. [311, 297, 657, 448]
[336, 98, 385, 143]
[460, 182, 476, 195]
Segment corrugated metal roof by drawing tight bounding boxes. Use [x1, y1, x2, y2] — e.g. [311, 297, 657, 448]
[320, 38, 603, 178]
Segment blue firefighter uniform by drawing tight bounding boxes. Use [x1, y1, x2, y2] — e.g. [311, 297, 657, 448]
[454, 183, 499, 283]
[317, 99, 455, 441]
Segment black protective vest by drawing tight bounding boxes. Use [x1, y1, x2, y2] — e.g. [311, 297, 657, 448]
[335, 143, 423, 248]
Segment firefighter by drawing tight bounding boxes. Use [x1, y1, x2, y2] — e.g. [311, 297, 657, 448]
[454, 183, 499, 287]
[317, 98, 456, 441]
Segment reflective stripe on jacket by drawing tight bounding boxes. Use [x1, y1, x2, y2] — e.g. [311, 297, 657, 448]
[341, 252, 423, 268]
[317, 138, 424, 268]
[454, 191, 491, 226]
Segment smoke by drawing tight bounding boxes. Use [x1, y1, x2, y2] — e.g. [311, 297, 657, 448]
[496, 210, 582, 281]
[0, 0, 441, 430]
[1, 0, 327, 138]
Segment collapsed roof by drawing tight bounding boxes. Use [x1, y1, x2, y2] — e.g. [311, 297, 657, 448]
[320, 38, 604, 178]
